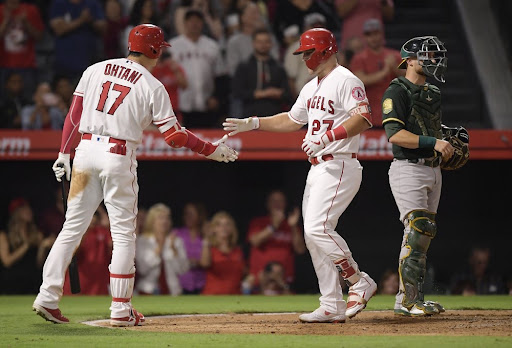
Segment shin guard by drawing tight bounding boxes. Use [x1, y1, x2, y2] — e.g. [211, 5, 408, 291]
[398, 210, 436, 310]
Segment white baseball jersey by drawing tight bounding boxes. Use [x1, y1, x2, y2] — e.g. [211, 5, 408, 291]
[76, 58, 177, 144]
[289, 65, 370, 156]
[169, 35, 225, 112]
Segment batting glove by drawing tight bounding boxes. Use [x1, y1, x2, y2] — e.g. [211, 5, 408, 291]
[52, 152, 71, 182]
[222, 117, 259, 136]
[206, 135, 239, 163]
[302, 133, 331, 157]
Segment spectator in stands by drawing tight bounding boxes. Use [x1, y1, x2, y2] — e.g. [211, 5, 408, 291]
[49, 0, 106, 83]
[20, 81, 65, 130]
[0, 0, 45, 100]
[63, 208, 112, 295]
[151, 51, 188, 124]
[225, 1, 278, 118]
[231, 28, 291, 117]
[0, 72, 28, 128]
[226, 2, 278, 77]
[378, 268, 399, 295]
[121, 0, 158, 56]
[103, 0, 128, 59]
[0, 198, 54, 294]
[349, 18, 402, 127]
[450, 246, 507, 295]
[200, 211, 246, 294]
[272, 0, 339, 47]
[174, 201, 209, 294]
[52, 75, 74, 113]
[169, 9, 226, 128]
[136, 203, 189, 296]
[284, 12, 327, 99]
[259, 261, 291, 295]
[37, 185, 65, 238]
[338, 35, 363, 68]
[172, 0, 224, 41]
[336, 0, 394, 50]
[246, 190, 306, 292]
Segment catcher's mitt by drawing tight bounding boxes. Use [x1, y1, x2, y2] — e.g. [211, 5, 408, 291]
[440, 125, 470, 170]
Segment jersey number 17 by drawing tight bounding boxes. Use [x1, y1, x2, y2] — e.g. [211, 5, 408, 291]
[96, 81, 132, 115]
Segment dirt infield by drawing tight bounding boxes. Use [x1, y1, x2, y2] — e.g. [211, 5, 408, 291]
[92, 310, 512, 336]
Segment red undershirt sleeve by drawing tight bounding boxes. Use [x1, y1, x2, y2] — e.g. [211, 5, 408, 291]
[60, 95, 83, 154]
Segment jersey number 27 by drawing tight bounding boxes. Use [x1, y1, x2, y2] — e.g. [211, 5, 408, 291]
[96, 81, 131, 115]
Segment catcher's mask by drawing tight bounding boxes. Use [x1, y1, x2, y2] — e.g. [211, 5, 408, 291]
[293, 28, 338, 70]
[398, 36, 447, 83]
[128, 24, 171, 59]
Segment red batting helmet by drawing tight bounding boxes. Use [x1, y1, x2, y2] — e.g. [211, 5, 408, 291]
[293, 28, 338, 70]
[128, 24, 171, 59]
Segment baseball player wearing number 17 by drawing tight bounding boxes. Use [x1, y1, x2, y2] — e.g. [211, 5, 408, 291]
[33, 24, 237, 326]
[224, 28, 377, 323]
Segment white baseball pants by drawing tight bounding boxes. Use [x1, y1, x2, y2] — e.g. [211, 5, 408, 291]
[302, 158, 363, 313]
[35, 137, 139, 318]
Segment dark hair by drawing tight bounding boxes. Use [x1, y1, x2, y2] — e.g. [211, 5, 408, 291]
[128, 51, 143, 57]
[252, 27, 271, 40]
[184, 9, 204, 22]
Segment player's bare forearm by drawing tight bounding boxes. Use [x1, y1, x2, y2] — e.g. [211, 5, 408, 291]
[258, 112, 303, 132]
[343, 114, 372, 137]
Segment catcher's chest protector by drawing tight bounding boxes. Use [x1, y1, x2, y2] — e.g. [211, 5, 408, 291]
[392, 77, 442, 139]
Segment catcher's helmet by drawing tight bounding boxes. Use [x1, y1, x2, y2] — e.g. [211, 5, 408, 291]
[398, 36, 447, 83]
[293, 28, 338, 70]
[128, 24, 171, 59]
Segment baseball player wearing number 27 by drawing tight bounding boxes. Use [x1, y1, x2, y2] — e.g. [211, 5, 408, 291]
[33, 24, 238, 327]
[224, 28, 377, 323]
[381, 36, 462, 316]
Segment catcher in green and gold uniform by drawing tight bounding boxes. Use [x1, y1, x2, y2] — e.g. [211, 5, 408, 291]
[381, 36, 468, 316]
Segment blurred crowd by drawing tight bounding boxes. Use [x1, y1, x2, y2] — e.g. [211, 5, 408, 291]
[1, 0, 403, 129]
[1, 187, 511, 297]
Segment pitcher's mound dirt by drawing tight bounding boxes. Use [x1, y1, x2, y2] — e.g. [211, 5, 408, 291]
[94, 310, 512, 336]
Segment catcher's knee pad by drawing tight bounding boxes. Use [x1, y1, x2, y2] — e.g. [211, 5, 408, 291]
[399, 210, 436, 308]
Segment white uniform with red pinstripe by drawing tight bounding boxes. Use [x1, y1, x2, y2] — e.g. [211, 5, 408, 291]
[35, 58, 178, 321]
[289, 65, 377, 317]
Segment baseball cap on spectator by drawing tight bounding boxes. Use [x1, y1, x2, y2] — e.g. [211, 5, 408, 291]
[363, 18, 382, 33]
[284, 25, 299, 39]
[304, 12, 326, 29]
[9, 197, 29, 215]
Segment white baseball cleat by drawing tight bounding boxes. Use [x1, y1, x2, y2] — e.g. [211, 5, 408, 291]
[110, 308, 145, 327]
[394, 302, 440, 317]
[299, 307, 346, 323]
[345, 272, 377, 319]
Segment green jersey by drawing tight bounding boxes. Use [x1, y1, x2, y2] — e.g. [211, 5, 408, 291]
[381, 76, 442, 160]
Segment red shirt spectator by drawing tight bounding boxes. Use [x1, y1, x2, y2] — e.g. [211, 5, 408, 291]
[350, 19, 402, 126]
[336, 0, 394, 49]
[202, 246, 245, 295]
[201, 211, 246, 295]
[63, 212, 112, 295]
[151, 52, 187, 124]
[246, 190, 305, 289]
[0, 0, 44, 68]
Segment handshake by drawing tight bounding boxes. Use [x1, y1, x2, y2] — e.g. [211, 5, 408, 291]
[223, 117, 330, 157]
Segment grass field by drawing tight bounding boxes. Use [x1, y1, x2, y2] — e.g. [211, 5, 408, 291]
[1, 295, 511, 347]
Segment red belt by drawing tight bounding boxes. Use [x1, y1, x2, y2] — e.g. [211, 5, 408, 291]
[309, 153, 356, 165]
[82, 133, 126, 145]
